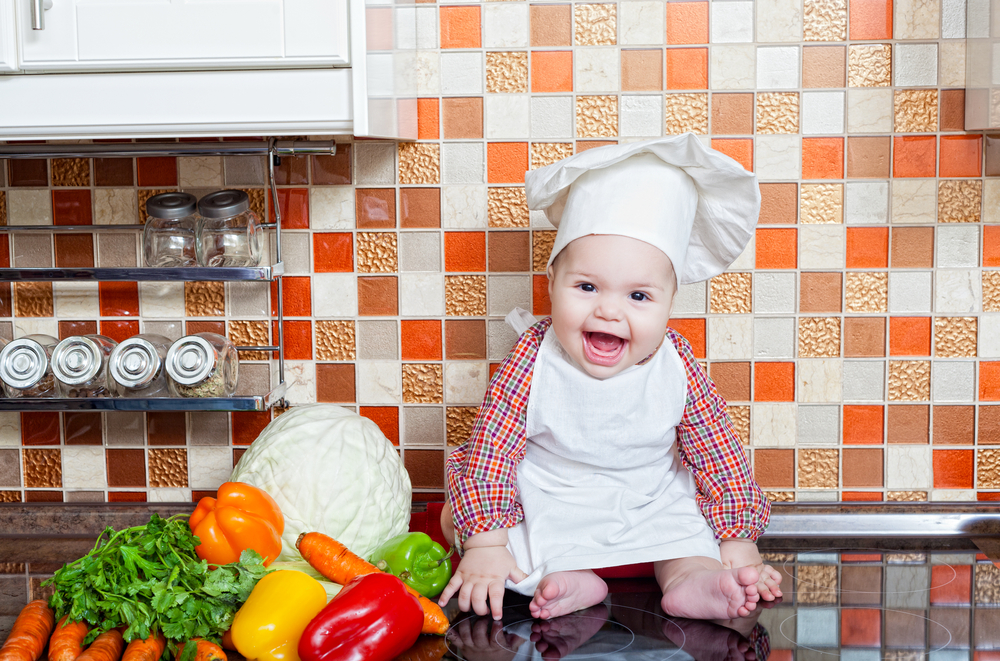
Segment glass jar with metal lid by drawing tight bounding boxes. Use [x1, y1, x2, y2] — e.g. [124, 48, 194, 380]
[51, 335, 118, 398]
[143, 192, 200, 267]
[107, 334, 172, 398]
[0, 334, 59, 398]
[196, 190, 263, 267]
[165, 333, 239, 398]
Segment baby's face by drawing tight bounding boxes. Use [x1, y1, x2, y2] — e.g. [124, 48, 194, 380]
[547, 234, 675, 380]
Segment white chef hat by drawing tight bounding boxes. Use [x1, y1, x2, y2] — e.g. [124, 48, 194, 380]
[525, 133, 760, 285]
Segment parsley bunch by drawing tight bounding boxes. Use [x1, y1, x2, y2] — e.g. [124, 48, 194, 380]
[44, 513, 269, 651]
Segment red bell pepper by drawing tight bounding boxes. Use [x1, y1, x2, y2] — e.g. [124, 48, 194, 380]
[297, 572, 422, 661]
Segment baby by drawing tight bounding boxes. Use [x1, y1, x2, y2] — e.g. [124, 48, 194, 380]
[438, 134, 782, 623]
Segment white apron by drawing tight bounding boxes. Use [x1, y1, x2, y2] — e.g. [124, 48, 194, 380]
[503, 310, 720, 596]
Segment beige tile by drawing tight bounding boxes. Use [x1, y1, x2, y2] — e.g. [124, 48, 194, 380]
[486, 52, 529, 93]
[577, 95, 619, 138]
[709, 273, 752, 313]
[797, 565, 839, 603]
[845, 272, 887, 313]
[184, 281, 225, 317]
[891, 179, 936, 224]
[488, 188, 529, 228]
[530, 143, 574, 170]
[848, 44, 892, 87]
[894, 89, 938, 133]
[800, 184, 843, 224]
[315, 320, 356, 361]
[798, 448, 839, 488]
[894, 0, 940, 39]
[446, 406, 479, 445]
[402, 364, 444, 404]
[756, 92, 800, 134]
[938, 180, 981, 223]
[803, 0, 846, 41]
[445, 275, 487, 316]
[665, 94, 709, 135]
[888, 360, 931, 401]
[934, 317, 977, 357]
[398, 143, 440, 185]
[575, 3, 617, 45]
[356, 232, 399, 273]
[799, 317, 841, 357]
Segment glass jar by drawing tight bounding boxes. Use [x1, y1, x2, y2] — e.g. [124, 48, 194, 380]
[107, 334, 172, 398]
[165, 333, 239, 398]
[197, 190, 263, 267]
[0, 335, 59, 398]
[143, 192, 200, 267]
[51, 335, 118, 398]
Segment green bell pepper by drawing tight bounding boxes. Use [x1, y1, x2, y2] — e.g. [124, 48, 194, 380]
[368, 532, 453, 599]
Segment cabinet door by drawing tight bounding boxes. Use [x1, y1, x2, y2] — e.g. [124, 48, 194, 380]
[0, 2, 16, 71]
[19, 0, 349, 72]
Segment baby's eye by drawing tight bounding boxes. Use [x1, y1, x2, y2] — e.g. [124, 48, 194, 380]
[630, 292, 648, 302]
[579, 283, 596, 292]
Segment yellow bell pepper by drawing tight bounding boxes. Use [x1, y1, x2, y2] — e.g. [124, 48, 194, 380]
[230, 570, 328, 661]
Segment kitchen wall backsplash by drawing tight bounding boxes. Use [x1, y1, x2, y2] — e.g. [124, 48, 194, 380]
[1, 0, 998, 507]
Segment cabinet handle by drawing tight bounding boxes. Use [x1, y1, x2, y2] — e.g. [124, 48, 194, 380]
[31, 0, 51, 30]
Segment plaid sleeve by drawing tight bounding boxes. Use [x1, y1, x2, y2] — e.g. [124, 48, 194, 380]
[668, 328, 771, 541]
[445, 318, 551, 549]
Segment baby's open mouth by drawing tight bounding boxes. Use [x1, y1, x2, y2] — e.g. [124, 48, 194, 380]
[583, 331, 627, 366]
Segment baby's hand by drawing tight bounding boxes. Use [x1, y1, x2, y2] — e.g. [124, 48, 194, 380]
[438, 545, 528, 620]
[719, 539, 782, 602]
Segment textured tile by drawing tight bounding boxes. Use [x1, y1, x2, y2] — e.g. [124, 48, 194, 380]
[137, 189, 173, 221]
[934, 317, 977, 358]
[184, 281, 225, 317]
[13, 282, 54, 318]
[487, 188, 529, 227]
[799, 318, 841, 358]
[446, 406, 479, 445]
[889, 360, 931, 401]
[848, 44, 892, 87]
[800, 184, 843, 224]
[397, 143, 440, 185]
[799, 448, 839, 488]
[576, 96, 619, 138]
[530, 143, 573, 170]
[985, 272, 1000, 312]
[0, 191, 6, 226]
[888, 491, 927, 501]
[356, 232, 398, 273]
[402, 364, 444, 404]
[664, 94, 709, 134]
[709, 273, 752, 313]
[845, 272, 887, 313]
[938, 180, 981, 223]
[229, 320, 269, 360]
[575, 3, 617, 45]
[148, 448, 188, 488]
[756, 93, 799, 134]
[803, 0, 847, 41]
[22, 449, 61, 488]
[894, 89, 938, 133]
[766, 491, 795, 502]
[51, 159, 90, 187]
[486, 52, 528, 93]
[532, 231, 556, 272]
[445, 275, 487, 316]
[729, 405, 750, 444]
[797, 564, 838, 604]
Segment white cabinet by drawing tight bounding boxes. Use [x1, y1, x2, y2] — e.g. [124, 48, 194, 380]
[0, 1, 15, 71]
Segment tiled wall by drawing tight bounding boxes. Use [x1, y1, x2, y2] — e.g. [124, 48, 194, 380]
[0, 0, 998, 506]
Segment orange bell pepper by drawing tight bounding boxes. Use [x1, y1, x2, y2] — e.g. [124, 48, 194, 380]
[189, 481, 284, 566]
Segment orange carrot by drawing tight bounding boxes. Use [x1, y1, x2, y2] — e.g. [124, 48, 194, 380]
[391, 635, 448, 661]
[48, 616, 89, 661]
[219, 630, 235, 652]
[297, 532, 450, 635]
[175, 639, 225, 661]
[74, 630, 124, 661]
[0, 600, 55, 661]
[121, 634, 165, 661]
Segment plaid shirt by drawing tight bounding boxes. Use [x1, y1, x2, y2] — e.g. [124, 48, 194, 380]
[446, 318, 770, 548]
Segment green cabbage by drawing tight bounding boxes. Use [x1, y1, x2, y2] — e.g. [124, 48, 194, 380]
[231, 404, 412, 562]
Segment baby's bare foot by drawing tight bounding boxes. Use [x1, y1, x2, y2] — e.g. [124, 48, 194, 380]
[661, 566, 760, 620]
[529, 570, 608, 620]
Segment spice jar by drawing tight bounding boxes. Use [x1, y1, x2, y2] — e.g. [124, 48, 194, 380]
[143, 192, 200, 267]
[107, 334, 172, 398]
[51, 335, 118, 398]
[197, 190, 263, 267]
[165, 333, 239, 398]
[0, 334, 59, 398]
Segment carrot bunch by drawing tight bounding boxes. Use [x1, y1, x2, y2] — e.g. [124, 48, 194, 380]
[0, 600, 55, 661]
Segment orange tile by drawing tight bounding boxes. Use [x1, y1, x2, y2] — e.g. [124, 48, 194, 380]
[668, 319, 706, 358]
[100, 320, 139, 344]
[768, 652, 793, 661]
[358, 277, 398, 316]
[233, 411, 272, 446]
[753, 362, 795, 401]
[621, 49, 663, 91]
[52, 190, 93, 226]
[487, 142, 529, 184]
[440, 6, 481, 49]
[667, 2, 708, 44]
[986, 226, 1000, 267]
[98, 282, 139, 317]
[849, 0, 892, 39]
[893, 136, 937, 177]
[755, 228, 797, 269]
[930, 564, 971, 605]
[841, 609, 881, 647]
[802, 138, 844, 179]
[313, 233, 354, 272]
[889, 317, 931, 356]
[843, 405, 884, 444]
[754, 449, 795, 487]
[444, 232, 486, 272]
[401, 319, 442, 360]
[939, 135, 983, 177]
[982, 362, 1000, 401]
[531, 51, 574, 93]
[666, 48, 708, 90]
[846, 227, 888, 268]
[417, 98, 440, 140]
[711, 139, 753, 172]
[843, 491, 883, 500]
[933, 449, 973, 489]
[274, 320, 312, 360]
[841, 552, 882, 562]
[360, 406, 399, 445]
[270, 276, 312, 317]
[533, 273, 551, 316]
[268, 188, 310, 229]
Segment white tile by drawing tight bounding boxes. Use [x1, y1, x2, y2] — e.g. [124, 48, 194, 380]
[797, 358, 842, 403]
[366, 53, 395, 97]
[188, 447, 230, 490]
[935, 270, 980, 314]
[889, 271, 933, 313]
[399, 232, 442, 272]
[753, 272, 796, 313]
[708, 316, 752, 359]
[755, 135, 801, 180]
[796, 609, 839, 647]
[987, 180, 1000, 224]
[801, 91, 845, 135]
[754, 317, 796, 358]
[138, 282, 185, 318]
[13, 318, 58, 340]
[8, 190, 52, 225]
[847, 88, 893, 133]
[894, 0, 941, 39]
[531, 209, 555, 229]
[756, 0, 803, 42]
[845, 182, 889, 224]
[931, 489, 977, 501]
[887, 446, 931, 489]
[284, 360, 317, 405]
[936, 226, 979, 268]
[488, 319, 520, 360]
[840, 650, 881, 661]
[729, 235, 756, 270]
[891, 179, 937, 224]
[894, 44, 938, 87]
[357, 361, 402, 403]
[313, 273, 358, 317]
[673, 282, 707, 314]
[445, 362, 489, 404]
[354, 142, 396, 185]
[441, 143, 485, 185]
[797, 405, 840, 444]
[968, 0, 991, 38]
[148, 488, 192, 502]
[441, 52, 484, 95]
[885, 565, 929, 608]
[486, 95, 530, 139]
[396, 6, 438, 50]
[939, 41, 966, 87]
[751, 403, 797, 447]
[799, 226, 844, 269]
[710, 45, 756, 90]
[574, 48, 620, 92]
[843, 360, 885, 401]
[484, 3, 528, 48]
[0, 413, 20, 446]
[310, 188, 355, 229]
[530, 96, 574, 140]
[620, 95, 663, 138]
[798, 491, 839, 501]
[619, 1, 666, 45]
[942, 0, 967, 38]
[399, 273, 445, 316]
[178, 157, 223, 188]
[981, 315, 1000, 357]
[932, 361, 975, 402]
[62, 447, 106, 489]
[94, 189, 138, 225]
[52, 281, 100, 318]
[711, 1, 754, 43]
[442, 185, 488, 228]
[756, 46, 800, 89]
[412, 51, 441, 96]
